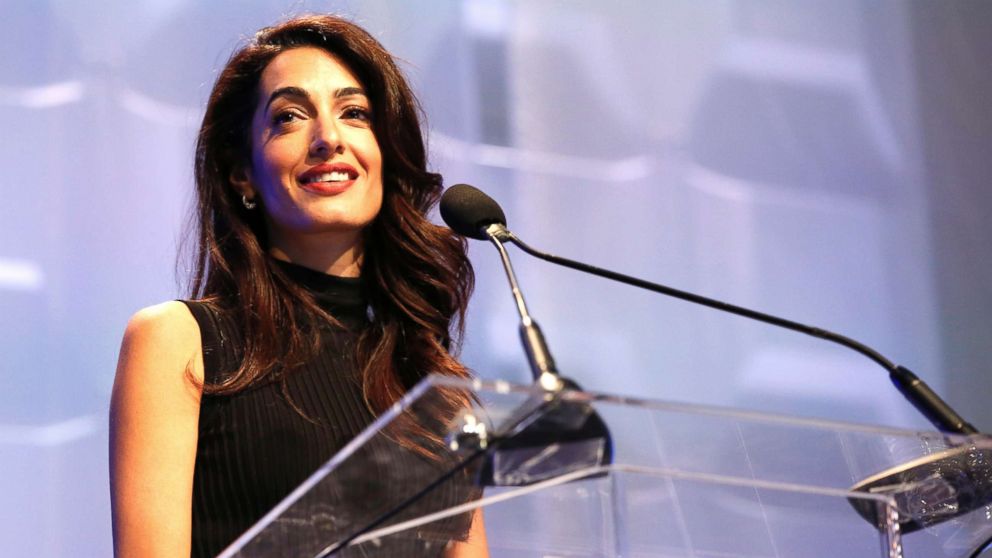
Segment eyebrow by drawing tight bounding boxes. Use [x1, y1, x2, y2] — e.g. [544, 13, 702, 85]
[264, 86, 368, 111]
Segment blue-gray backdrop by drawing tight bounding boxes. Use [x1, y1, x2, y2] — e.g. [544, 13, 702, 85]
[2, 1, 991, 555]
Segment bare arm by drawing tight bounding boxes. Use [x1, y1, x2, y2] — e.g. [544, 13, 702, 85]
[110, 301, 203, 558]
[445, 508, 489, 558]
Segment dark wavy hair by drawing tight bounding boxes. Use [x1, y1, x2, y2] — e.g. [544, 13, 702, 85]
[187, 14, 474, 415]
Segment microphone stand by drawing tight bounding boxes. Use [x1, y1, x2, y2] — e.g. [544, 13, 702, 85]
[441, 179, 987, 541]
[462, 223, 613, 487]
[483, 224, 562, 390]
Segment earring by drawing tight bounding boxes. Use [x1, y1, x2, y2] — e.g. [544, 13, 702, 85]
[242, 194, 257, 210]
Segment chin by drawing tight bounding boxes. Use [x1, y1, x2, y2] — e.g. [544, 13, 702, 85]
[310, 217, 376, 235]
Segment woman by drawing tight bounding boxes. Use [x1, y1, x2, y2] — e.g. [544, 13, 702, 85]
[110, 14, 487, 557]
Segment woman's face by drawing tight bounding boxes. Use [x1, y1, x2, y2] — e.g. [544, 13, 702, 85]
[241, 46, 383, 257]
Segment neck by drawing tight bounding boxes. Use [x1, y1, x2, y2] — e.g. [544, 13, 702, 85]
[267, 230, 364, 278]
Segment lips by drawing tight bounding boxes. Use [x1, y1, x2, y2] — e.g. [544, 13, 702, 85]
[297, 163, 359, 195]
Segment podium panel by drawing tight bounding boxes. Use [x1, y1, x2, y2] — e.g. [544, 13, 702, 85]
[220, 376, 992, 558]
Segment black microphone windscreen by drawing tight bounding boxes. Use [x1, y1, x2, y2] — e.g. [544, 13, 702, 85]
[440, 184, 507, 240]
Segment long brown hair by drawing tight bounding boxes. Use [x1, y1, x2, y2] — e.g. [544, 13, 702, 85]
[187, 14, 474, 414]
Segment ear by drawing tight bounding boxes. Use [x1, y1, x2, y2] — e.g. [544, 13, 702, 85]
[229, 165, 254, 199]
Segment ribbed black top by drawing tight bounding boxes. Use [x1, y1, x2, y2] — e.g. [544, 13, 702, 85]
[181, 261, 475, 557]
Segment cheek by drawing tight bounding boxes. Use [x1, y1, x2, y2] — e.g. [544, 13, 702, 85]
[359, 133, 383, 177]
[361, 146, 384, 212]
[253, 141, 298, 194]
[372, 184, 384, 212]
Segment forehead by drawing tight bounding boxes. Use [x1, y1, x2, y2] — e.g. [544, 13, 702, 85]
[258, 46, 362, 96]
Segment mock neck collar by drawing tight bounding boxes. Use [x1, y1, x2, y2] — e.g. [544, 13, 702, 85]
[271, 258, 367, 324]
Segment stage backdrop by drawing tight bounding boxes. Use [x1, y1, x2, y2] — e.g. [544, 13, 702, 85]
[1, 1, 990, 555]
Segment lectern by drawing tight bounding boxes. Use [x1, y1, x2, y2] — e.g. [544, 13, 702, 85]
[219, 375, 992, 558]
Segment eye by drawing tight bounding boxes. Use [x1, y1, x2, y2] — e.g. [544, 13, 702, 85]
[272, 109, 305, 126]
[341, 105, 372, 123]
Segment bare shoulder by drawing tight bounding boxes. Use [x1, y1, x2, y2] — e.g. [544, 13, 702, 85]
[124, 301, 199, 347]
[118, 301, 203, 387]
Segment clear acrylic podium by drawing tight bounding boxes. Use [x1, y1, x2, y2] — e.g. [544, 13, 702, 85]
[219, 375, 992, 558]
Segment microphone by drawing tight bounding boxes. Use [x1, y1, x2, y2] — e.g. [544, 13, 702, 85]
[440, 183, 613, 486]
[440, 184, 976, 435]
[441, 184, 553, 386]
[440, 183, 990, 536]
[439, 183, 507, 241]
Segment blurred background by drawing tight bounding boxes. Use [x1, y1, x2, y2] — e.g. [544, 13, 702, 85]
[2, 0, 991, 555]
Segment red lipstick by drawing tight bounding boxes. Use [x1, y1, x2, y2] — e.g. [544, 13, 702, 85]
[297, 163, 359, 195]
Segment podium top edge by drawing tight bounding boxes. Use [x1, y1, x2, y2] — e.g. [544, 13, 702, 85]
[414, 374, 986, 443]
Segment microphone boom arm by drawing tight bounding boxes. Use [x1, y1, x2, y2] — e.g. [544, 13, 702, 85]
[504, 232, 977, 435]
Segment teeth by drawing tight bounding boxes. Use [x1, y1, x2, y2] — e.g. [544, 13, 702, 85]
[305, 171, 351, 183]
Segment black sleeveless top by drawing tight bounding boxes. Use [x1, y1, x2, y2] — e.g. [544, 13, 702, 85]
[182, 261, 476, 557]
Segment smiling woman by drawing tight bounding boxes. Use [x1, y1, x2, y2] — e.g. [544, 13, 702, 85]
[238, 47, 384, 272]
[108, 14, 486, 558]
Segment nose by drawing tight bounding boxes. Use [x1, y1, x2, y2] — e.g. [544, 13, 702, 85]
[309, 116, 343, 158]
